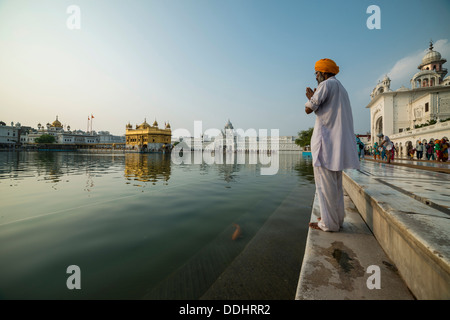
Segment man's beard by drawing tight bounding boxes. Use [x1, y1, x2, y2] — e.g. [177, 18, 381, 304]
[316, 72, 325, 84]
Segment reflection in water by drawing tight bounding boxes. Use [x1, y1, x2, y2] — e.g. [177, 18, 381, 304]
[186, 151, 315, 185]
[217, 153, 241, 184]
[124, 153, 171, 184]
[0, 151, 126, 191]
[294, 155, 314, 182]
[36, 152, 63, 183]
[0, 151, 314, 299]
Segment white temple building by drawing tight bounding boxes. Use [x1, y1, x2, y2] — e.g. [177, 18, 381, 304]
[0, 121, 21, 147]
[367, 41, 450, 157]
[25, 116, 124, 145]
[177, 119, 301, 152]
[215, 119, 301, 152]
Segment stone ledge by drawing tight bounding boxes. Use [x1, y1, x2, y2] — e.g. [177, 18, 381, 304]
[296, 192, 414, 300]
[343, 165, 450, 300]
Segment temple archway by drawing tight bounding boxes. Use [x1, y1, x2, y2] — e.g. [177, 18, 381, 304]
[375, 116, 383, 137]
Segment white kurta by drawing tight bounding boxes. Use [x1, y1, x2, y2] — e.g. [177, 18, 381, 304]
[305, 76, 359, 231]
[305, 76, 360, 171]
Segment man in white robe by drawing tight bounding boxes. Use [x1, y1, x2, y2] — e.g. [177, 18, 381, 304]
[304, 58, 360, 232]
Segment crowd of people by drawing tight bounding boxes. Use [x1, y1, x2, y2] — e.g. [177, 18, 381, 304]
[404, 138, 449, 162]
[359, 136, 449, 163]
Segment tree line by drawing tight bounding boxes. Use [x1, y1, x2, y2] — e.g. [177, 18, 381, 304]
[295, 128, 313, 147]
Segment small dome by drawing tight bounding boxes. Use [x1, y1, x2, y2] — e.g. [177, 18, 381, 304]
[153, 119, 158, 127]
[419, 41, 446, 69]
[138, 119, 151, 129]
[224, 119, 234, 130]
[422, 50, 442, 65]
[51, 116, 62, 128]
[397, 86, 409, 91]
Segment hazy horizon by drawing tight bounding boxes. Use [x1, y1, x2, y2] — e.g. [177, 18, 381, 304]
[1, 0, 449, 136]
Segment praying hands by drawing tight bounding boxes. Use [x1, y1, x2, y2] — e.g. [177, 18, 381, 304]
[305, 87, 316, 114]
[306, 87, 316, 100]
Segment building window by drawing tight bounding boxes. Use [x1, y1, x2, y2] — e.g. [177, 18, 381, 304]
[425, 102, 429, 112]
[399, 128, 403, 133]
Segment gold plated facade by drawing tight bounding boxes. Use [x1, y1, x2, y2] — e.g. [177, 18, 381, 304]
[125, 119, 171, 151]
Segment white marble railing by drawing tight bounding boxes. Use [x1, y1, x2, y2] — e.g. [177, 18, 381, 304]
[390, 121, 449, 139]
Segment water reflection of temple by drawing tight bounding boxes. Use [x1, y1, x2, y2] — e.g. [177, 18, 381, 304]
[124, 153, 171, 183]
[191, 150, 311, 183]
[0, 152, 126, 189]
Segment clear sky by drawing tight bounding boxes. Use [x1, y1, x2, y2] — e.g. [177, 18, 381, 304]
[1, 0, 449, 136]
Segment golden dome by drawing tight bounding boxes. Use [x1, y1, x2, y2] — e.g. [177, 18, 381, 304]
[138, 119, 151, 129]
[51, 116, 63, 128]
[153, 119, 158, 127]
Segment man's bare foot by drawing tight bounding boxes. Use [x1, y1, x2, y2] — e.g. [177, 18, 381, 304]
[309, 222, 322, 230]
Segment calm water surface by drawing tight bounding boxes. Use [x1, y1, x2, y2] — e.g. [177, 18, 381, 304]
[0, 151, 314, 299]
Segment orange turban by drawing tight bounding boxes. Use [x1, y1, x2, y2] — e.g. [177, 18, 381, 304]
[315, 58, 339, 75]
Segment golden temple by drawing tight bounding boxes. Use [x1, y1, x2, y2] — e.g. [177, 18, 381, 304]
[125, 119, 172, 152]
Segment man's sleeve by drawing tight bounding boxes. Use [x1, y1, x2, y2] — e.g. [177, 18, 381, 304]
[305, 81, 329, 112]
